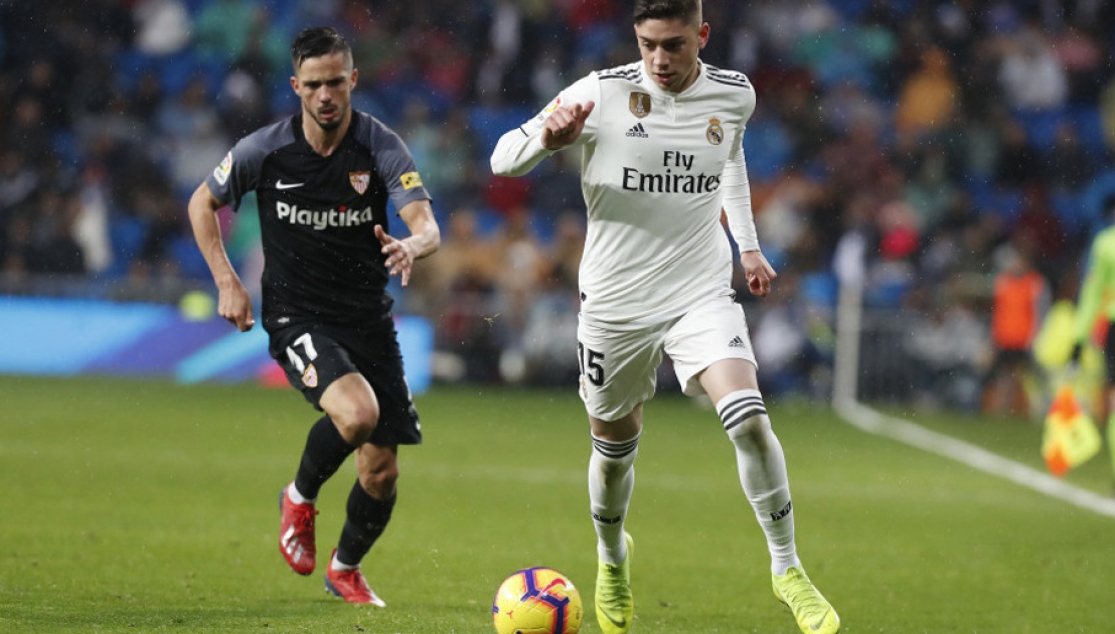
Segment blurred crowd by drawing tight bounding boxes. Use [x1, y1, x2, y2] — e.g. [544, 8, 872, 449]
[2, 0, 1115, 399]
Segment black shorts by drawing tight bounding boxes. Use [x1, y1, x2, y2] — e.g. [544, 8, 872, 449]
[268, 320, 421, 446]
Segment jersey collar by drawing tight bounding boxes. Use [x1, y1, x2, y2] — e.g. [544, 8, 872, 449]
[638, 58, 707, 99]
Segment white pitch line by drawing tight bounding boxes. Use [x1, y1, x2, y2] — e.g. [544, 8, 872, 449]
[834, 397, 1115, 519]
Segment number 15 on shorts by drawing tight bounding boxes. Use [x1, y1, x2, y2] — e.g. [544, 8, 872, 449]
[578, 342, 605, 387]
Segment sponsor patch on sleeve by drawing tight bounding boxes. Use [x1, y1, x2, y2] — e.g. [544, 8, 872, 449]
[400, 171, 423, 189]
[534, 96, 562, 122]
[213, 151, 232, 186]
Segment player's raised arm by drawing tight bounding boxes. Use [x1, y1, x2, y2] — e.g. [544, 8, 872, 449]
[186, 181, 255, 331]
[541, 101, 595, 151]
[490, 94, 596, 177]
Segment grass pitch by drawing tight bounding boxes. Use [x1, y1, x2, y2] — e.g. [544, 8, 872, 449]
[1, 375, 1113, 633]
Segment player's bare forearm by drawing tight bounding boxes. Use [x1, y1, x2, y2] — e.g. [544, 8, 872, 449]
[187, 182, 255, 330]
[398, 200, 441, 260]
[188, 184, 239, 288]
[378, 199, 440, 286]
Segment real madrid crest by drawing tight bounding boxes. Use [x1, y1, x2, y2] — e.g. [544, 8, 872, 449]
[349, 171, 370, 195]
[629, 92, 651, 118]
[706, 117, 724, 145]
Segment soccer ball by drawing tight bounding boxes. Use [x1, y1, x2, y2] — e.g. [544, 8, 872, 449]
[492, 567, 583, 634]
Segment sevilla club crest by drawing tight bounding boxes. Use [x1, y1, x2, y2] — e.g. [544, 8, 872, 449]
[349, 171, 370, 195]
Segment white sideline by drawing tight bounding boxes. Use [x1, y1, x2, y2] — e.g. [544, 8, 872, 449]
[833, 397, 1115, 519]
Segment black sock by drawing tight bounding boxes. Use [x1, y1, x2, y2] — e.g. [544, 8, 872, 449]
[336, 480, 396, 566]
[293, 416, 356, 501]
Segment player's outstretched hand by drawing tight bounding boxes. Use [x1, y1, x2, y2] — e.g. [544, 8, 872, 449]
[376, 224, 416, 286]
[541, 101, 595, 151]
[218, 281, 255, 331]
[740, 250, 777, 298]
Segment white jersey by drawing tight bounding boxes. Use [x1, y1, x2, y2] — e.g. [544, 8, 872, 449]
[491, 60, 758, 326]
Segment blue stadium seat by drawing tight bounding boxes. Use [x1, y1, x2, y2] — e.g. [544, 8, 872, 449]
[181, 0, 210, 15]
[113, 49, 159, 94]
[1010, 107, 1067, 152]
[158, 50, 228, 96]
[826, 0, 871, 20]
[472, 208, 505, 238]
[1068, 105, 1109, 156]
[52, 130, 83, 168]
[530, 214, 556, 245]
[742, 117, 793, 182]
[106, 216, 149, 278]
[575, 23, 619, 66]
[1051, 189, 1085, 235]
[800, 271, 840, 308]
[168, 234, 212, 280]
[468, 105, 535, 156]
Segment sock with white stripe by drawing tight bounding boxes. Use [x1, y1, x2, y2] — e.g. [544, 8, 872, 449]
[717, 389, 800, 575]
[588, 433, 640, 565]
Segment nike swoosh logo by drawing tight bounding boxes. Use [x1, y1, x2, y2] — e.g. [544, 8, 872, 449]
[276, 180, 304, 190]
[810, 609, 831, 631]
[602, 613, 626, 629]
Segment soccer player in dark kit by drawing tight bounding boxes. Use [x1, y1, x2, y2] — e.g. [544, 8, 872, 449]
[187, 27, 440, 605]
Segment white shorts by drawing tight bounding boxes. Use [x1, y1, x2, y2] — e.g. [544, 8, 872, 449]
[577, 295, 757, 421]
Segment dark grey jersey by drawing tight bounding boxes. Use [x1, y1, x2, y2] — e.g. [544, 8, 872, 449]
[205, 111, 431, 329]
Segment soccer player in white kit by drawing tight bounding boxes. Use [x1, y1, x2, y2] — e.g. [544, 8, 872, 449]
[490, 2, 840, 633]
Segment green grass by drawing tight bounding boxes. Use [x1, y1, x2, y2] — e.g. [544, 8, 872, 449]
[2, 376, 1113, 633]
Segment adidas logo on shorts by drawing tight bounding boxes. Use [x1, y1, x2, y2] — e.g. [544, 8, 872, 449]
[626, 122, 649, 138]
[728, 336, 745, 348]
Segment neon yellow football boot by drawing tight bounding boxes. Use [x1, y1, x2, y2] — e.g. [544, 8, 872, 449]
[772, 566, 840, 634]
[595, 532, 634, 634]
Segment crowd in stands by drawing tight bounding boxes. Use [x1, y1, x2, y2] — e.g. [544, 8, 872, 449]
[2, 0, 1115, 399]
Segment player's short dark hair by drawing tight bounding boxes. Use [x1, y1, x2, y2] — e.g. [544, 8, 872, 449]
[633, 0, 701, 25]
[290, 27, 352, 70]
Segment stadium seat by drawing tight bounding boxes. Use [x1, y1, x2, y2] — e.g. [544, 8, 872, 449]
[113, 49, 159, 94]
[800, 271, 840, 309]
[105, 216, 149, 278]
[168, 234, 213, 280]
[1068, 105, 1109, 157]
[742, 118, 793, 183]
[472, 208, 505, 238]
[158, 50, 227, 96]
[52, 130, 83, 167]
[1010, 107, 1067, 152]
[1050, 189, 1085, 236]
[575, 23, 619, 66]
[468, 105, 535, 156]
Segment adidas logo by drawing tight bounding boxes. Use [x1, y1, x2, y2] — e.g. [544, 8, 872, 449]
[769, 500, 793, 521]
[728, 335, 745, 348]
[625, 122, 649, 138]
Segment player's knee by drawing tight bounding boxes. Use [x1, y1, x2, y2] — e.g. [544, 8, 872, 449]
[726, 412, 771, 448]
[716, 390, 771, 446]
[359, 461, 399, 498]
[331, 400, 380, 443]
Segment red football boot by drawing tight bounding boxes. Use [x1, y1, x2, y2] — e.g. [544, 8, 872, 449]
[278, 483, 318, 575]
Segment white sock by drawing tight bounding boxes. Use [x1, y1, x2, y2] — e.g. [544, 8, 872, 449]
[716, 389, 800, 575]
[286, 483, 316, 505]
[331, 552, 358, 571]
[588, 433, 640, 565]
